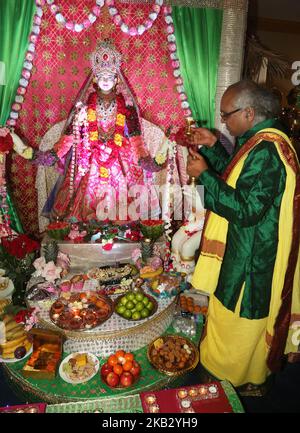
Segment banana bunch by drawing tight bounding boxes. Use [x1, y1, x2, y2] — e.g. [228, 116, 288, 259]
[0, 314, 31, 359]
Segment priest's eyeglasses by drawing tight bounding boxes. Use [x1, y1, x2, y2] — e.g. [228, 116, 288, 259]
[220, 108, 242, 121]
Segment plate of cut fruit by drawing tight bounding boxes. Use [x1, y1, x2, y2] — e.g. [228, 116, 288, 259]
[59, 352, 99, 384]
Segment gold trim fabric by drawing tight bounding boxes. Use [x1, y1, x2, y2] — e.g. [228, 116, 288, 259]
[119, 0, 247, 9]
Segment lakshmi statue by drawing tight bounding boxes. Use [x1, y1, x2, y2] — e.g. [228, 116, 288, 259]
[42, 41, 171, 224]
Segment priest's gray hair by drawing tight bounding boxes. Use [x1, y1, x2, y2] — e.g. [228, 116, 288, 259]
[228, 80, 281, 124]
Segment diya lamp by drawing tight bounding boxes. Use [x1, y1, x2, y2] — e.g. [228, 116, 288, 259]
[145, 394, 157, 405]
[198, 385, 208, 396]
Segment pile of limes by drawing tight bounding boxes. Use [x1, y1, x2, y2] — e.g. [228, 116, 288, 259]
[115, 291, 155, 321]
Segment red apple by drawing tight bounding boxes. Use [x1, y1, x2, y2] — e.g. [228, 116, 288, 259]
[130, 361, 141, 378]
[101, 362, 113, 378]
[120, 371, 134, 388]
[106, 371, 120, 387]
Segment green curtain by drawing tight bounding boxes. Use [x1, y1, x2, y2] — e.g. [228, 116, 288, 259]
[172, 7, 223, 129]
[0, 0, 36, 125]
[0, 0, 35, 233]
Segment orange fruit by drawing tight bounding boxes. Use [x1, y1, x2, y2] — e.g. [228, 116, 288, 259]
[108, 355, 118, 367]
[193, 305, 202, 313]
[113, 364, 123, 376]
[124, 352, 134, 362]
[123, 361, 133, 371]
[115, 350, 125, 358]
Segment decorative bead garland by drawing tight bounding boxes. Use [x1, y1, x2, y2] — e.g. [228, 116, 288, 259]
[106, 0, 163, 36]
[6, 0, 44, 127]
[163, 6, 192, 119]
[45, 0, 104, 33]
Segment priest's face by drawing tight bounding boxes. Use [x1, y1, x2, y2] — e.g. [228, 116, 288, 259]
[97, 72, 117, 94]
[220, 89, 253, 137]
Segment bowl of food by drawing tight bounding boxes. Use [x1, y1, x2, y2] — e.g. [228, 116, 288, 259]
[100, 350, 141, 389]
[114, 290, 157, 321]
[59, 352, 99, 384]
[147, 335, 199, 376]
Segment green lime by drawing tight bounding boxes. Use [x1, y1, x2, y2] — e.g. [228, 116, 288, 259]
[123, 309, 132, 319]
[132, 311, 141, 320]
[120, 297, 128, 306]
[135, 292, 144, 302]
[126, 300, 134, 310]
[146, 301, 154, 311]
[135, 302, 144, 312]
[126, 293, 135, 301]
[142, 296, 149, 306]
[117, 305, 126, 315]
[140, 308, 150, 318]
[132, 298, 138, 305]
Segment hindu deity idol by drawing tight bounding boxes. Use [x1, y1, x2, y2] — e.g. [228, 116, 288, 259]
[42, 41, 165, 224]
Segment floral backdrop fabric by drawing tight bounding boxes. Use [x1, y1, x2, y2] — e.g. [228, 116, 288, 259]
[11, 1, 186, 235]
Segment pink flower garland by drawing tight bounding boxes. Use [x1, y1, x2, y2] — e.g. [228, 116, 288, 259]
[45, 0, 104, 32]
[163, 6, 192, 120]
[7, 0, 44, 127]
[106, 0, 163, 36]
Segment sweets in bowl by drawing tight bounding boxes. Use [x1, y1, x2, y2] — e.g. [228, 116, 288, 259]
[147, 335, 199, 376]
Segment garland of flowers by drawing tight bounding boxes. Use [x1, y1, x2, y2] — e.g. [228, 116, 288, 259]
[163, 6, 192, 120]
[106, 0, 163, 36]
[45, 0, 104, 32]
[74, 92, 127, 183]
[6, 1, 44, 127]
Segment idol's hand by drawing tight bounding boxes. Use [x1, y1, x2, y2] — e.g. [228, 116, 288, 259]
[187, 127, 217, 148]
[187, 148, 208, 177]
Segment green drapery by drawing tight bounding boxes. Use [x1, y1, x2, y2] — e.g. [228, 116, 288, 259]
[0, 0, 36, 125]
[0, 0, 35, 233]
[172, 7, 223, 129]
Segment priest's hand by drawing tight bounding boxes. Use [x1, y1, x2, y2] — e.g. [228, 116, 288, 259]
[187, 127, 217, 148]
[187, 148, 208, 177]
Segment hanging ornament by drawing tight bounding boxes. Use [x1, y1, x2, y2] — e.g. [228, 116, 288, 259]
[45, 0, 104, 32]
[106, 0, 163, 36]
[163, 6, 192, 119]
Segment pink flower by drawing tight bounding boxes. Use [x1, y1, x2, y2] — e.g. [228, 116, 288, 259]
[56, 251, 70, 270]
[33, 256, 46, 275]
[41, 261, 62, 283]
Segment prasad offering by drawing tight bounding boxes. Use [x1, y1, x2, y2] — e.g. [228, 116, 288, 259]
[49, 292, 113, 330]
[0, 314, 32, 361]
[87, 264, 132, 285]
[59, 352, 99, 384]
[147, 335, 199, 376]
[101, 350, 141, 389]
[114, 290, 157, 321]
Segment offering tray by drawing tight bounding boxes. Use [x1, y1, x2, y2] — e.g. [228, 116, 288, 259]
[27, 289, 177, 357]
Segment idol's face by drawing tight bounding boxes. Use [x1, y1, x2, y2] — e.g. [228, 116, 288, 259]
[97, 72, 117, 94]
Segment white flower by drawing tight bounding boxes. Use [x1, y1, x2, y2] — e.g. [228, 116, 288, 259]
[149, 12, 158, 21]
[165, 15, 173, 25]
[55, 13, 66, 24]
[74, 23, 84, 32]
[181, 101, 190, 109]
[137, 25, 146, 35]
[88, 14, 97, 23]
[121, 23, 129, 33]
[173, 69, 181, 78]
[170, 53, 178, 60]
[109, 7, 118, 16]
[41, 261, 62, 283]
[96, 0, 105, 6]
[167, 34, 176, 43]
